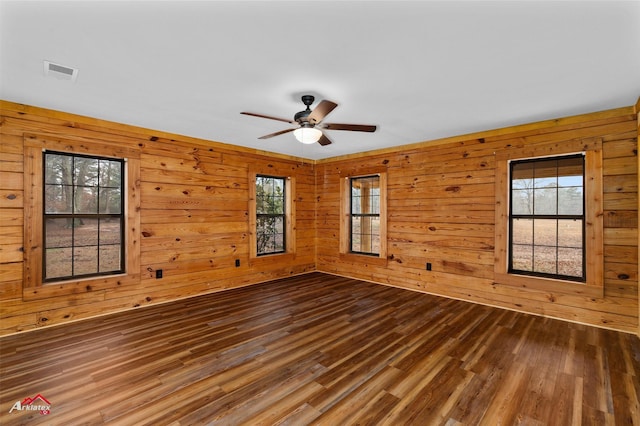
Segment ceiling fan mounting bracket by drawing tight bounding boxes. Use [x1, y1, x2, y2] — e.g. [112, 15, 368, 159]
[301, 95, 315, 107]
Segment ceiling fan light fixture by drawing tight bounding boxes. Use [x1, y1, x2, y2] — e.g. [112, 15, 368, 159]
[293, 126, 322, 144]
[242, 95, 374, 147]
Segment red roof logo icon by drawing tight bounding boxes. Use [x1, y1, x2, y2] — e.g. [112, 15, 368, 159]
[22, 394, 51, 406]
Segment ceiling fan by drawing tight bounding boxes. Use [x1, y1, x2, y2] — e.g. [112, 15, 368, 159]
[241, 95, 377, 146]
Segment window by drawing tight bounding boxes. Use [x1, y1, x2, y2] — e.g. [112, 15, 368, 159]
[339, 168, 387, 264]
[248, 168, 295, 262]
[350, 175, 381, 255]
[494, 138, 603, 297]
[23, 134, 140, 300]
[509, 154, 585, 281]
[255, 175, 286, 256]
[43, 152, 125, 282]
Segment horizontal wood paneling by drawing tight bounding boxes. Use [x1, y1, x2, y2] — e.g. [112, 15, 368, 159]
[636, 97, 640, 337]
[1, 99, 638, 336]
[316, 106, 639, 334]
[0, 101, 316, 335]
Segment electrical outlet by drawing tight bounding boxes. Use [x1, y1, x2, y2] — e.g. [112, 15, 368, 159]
[426, 263, 432, 271]
[235, 259, 240, 267]
[156, 269, 163, 279]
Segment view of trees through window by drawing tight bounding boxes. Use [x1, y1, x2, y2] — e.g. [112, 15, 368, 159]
[255, 175, 286, 255]
[350, 175, 381, 255]
[44, 152, 124, 281]
[509, 154, 585, 280]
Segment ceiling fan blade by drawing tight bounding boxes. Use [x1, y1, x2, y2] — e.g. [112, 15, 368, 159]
[241, 112, 294, 124]
[258, 128, 295, 139]
[308, 100, 338, 124]
[321, 123, 377, 132]
[318, 133, 332, 146]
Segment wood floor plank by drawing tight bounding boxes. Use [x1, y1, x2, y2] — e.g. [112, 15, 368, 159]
[1, 272, 639, 425]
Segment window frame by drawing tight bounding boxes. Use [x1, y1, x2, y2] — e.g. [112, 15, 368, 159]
[254, 174, 287, 256]
[494, 138, 604, 298]
[349, 175, 382, 256]
[42, 151, 126, 282]
[23, 134, 141, 300]
[339, 166, 387, 265]
[508, 153, 586, 282]
[248, 167, 296, 265]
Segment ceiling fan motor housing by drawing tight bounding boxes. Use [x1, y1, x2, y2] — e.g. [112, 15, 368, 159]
[294, 109, 311, 124]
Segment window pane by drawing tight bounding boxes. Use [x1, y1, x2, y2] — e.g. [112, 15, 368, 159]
[100, 219, 122, 245]
[361, 216, 373, 252]
[351, 216, 380, 254]
[74, 186, 98, 214]
[45, 184, 73, 213]
[74, 245, 98, 275]
[512, 218, 533, 245]
[512, 189, 533, 215]
[74, 218, 99, 247]
[99, 188, 122, 214]
[45, 247, 72, 278]
[273, 177, 284, 194]
[74, 157, 99, 186]
[558, 248, 582, 277]
[558, 187, 583, 215]
[256, 176, 285, 214]
[100, 245, 122, 273]
[534, 188, 557, 215]
[534, 159, 558, 185]
[45, 154, 73, 184]
[45, 218, 72, 248]
[256, 195, 267, 214]
[351, 216, 362, 252]
[273, 216, 285, 251]
[267, 195, 284, 214]
[512, 244, 533, 271]
[99, 159, 122, 187]
[351, 176, 380, 215]
[558, 219, 582, 248]
[557, 156, 583, 182]
[533, 219, 557, 247]
[511, 162, 534, 188]
[369, 217, 381, 253]
[256, 216, 274, 254]
[533, 246, 557, 274]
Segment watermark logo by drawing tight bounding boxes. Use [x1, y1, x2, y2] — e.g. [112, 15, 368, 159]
[9, 394, 51, 415]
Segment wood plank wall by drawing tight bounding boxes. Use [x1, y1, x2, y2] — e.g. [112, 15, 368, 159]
[0, 101, 316, 335]
[1, 100, 638, 336]
[316, 106, 639, 334]
[637, 97, 640, 336]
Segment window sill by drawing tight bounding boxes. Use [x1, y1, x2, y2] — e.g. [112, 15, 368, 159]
[494, 272, 604, 299]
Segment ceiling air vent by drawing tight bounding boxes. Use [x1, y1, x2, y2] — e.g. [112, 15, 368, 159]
[43, 60, 79, 82]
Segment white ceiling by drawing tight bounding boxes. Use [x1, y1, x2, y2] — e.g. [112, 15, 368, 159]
[1, 1, 639, 160]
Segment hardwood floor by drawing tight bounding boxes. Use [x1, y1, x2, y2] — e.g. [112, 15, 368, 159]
[1, 272, 639, 425]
